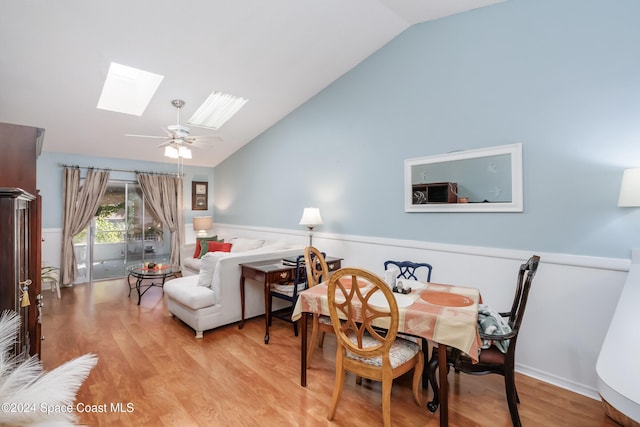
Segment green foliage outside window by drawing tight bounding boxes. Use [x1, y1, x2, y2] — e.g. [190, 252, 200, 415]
[73, 202, 126, 244]
[72, 191, 163, 245]
[95, 216, 124, 243]
[95, 201, 126, 244]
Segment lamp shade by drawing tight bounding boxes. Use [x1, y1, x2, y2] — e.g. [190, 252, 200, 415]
[299, 208, 323, 225]
[193, 216, 213, 237]
[618, 168, 640, 207]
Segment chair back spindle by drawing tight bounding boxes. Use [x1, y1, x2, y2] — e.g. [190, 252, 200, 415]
[383, 260, 433, 283]
[304, 246, 328, 287]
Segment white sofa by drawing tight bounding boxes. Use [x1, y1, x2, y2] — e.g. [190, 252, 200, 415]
[164, 238, 304, 338]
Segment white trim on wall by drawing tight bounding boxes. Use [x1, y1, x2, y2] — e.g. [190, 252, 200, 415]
[42, 223, 630, 400]
[215, 223, 630, 272]
[214, 222, 630, 400]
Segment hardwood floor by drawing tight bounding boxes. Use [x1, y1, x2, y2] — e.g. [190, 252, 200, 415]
[40, 279, 618, 427]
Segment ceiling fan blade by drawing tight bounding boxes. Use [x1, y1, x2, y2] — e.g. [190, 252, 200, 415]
[125, 134, 168, 139]
[189, 140, 222, 149]
[126, 99, 219, 155]
[189, 136, 223, 143]
[191, 134, 221, 139]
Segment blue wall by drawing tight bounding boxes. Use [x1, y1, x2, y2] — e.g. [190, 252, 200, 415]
[214, 0, 640, 259]
[37, 151, 214, 228]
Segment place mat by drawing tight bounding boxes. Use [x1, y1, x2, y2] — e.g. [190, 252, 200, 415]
[369, 291, 414, 309]
[420, 291, 474, 307]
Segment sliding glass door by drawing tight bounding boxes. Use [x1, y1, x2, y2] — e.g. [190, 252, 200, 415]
[73, 181, 170, 283]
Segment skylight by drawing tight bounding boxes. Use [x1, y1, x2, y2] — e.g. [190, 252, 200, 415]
[96, 62, 163, 116]
[187, 91, 248, 130]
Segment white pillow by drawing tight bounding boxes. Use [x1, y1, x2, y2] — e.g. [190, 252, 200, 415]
[197, 252, 230, 287]
[241, 239, 293, 254]
[230, 237, 265, 253]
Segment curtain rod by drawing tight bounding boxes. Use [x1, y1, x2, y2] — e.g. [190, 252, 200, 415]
[58, 163, 183, 177]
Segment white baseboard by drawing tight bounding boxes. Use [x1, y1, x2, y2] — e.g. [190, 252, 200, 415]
[517, 363, 600, 401]
[214, 222, 629, 401]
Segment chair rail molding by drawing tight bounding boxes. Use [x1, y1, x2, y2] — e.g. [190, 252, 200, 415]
[214, 223, 629, 400]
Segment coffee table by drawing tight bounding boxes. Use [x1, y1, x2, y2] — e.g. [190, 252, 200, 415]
[127, 264, 180, 305]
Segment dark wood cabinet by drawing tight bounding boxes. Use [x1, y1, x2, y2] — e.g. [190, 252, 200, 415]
[0, 123, 44, 195]
[412, 182, 458, 204]
[0, 189, 36, 355]
[0, 123, 44, 356]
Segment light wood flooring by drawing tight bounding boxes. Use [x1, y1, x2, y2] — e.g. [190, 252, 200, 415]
[40, 279, 619, 427]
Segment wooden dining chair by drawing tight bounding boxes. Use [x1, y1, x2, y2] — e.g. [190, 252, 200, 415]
[303, 246, 333, 367]
[384, 260, 433, 283]
[326, 267, 423, 427]
[268, 254, 306, 336]
[426, 255, 540, 427]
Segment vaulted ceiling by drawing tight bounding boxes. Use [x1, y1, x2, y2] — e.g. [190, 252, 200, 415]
[0, 0, 506, 167]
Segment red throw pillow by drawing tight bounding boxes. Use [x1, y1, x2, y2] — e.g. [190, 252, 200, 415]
[198, 241, 232, 258]
[192, 236, 220, 258]
[207, 241, 232, 253]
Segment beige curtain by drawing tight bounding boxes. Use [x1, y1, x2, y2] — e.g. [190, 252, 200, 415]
[61, 167, 110, 285]
[136, 173, 184, 267]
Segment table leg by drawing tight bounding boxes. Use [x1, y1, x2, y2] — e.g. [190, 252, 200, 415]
[301, 312, 308, 387]
[422, 338, 429, 389]
[438, 344, 448, 426]
[136, 277, 143, 305]
[239, 275, 246, 330]
[263, 278, 270, 344]
[127, 274, 134, 297]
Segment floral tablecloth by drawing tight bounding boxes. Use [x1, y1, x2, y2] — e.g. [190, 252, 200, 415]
[292, 281, 482, 362]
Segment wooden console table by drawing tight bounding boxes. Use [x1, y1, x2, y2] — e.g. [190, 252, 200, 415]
[239, 256, 342, 344]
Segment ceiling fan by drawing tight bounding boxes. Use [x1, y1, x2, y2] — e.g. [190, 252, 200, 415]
[125, 99, 222, 157]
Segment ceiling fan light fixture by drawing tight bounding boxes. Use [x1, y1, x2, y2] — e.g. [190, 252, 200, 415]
[164, 144, 192, 159]
[164, 145, 179, 159]
[188, 91, 248, 130]
[128, 98, 221, 159]
[178, 145, 192, 159]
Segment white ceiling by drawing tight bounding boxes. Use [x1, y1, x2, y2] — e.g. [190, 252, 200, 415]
[0, 0, 506, 167]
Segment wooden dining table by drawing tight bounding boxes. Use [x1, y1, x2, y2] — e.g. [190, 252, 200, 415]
[292, 279, 482, 427]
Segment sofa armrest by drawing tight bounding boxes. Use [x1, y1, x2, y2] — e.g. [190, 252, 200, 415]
[182, 244, 197, 260]
[180, 244, 202, 275]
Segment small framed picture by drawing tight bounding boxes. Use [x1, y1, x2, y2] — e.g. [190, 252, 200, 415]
[192, 181, 208, 210]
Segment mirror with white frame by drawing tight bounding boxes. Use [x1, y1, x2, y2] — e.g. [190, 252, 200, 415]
[404, 143, 523, 212]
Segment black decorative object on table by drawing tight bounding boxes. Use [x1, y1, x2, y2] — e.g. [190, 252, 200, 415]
[393, 284, 412, 294]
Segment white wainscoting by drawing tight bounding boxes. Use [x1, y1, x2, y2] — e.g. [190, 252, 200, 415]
[42, 228, 63, 270]
[214, 223, 629, 401]
[43, 224, 630, 400]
